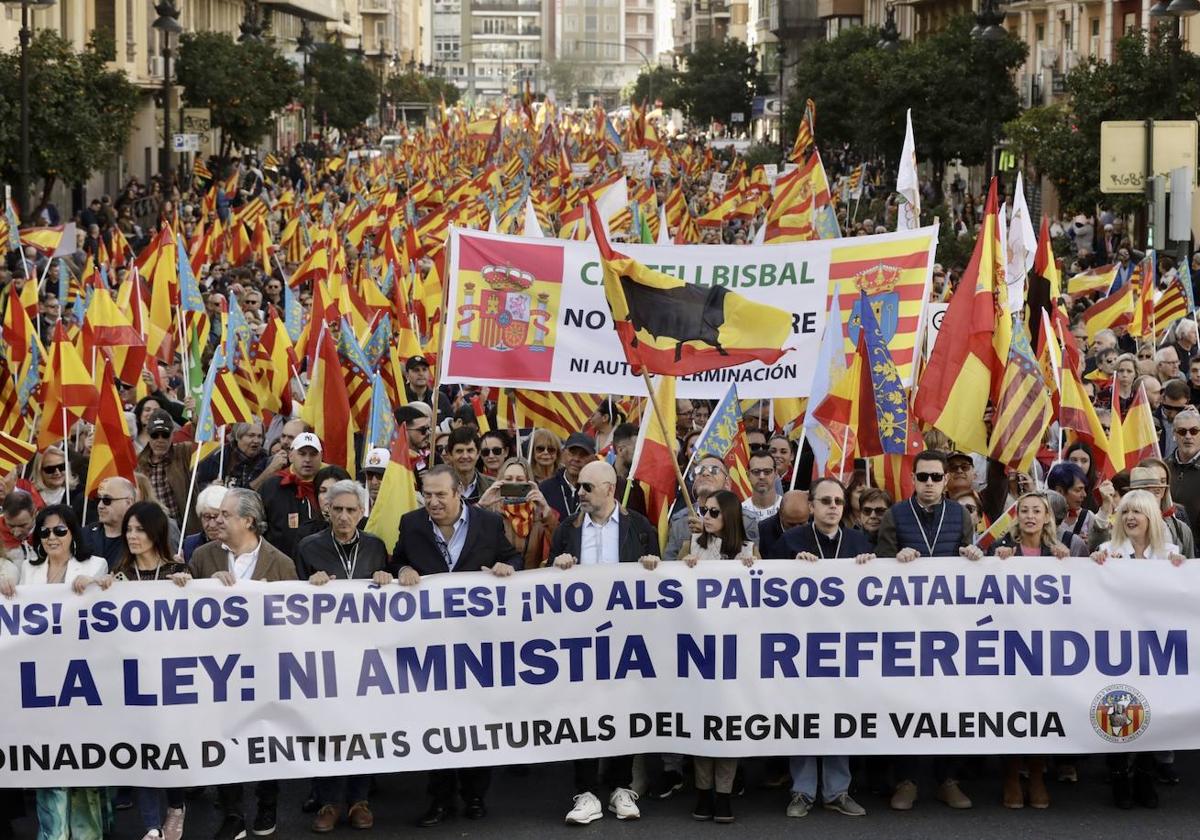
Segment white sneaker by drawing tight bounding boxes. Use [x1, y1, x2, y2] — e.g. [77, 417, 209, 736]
[608, 787, 640, 820]
[141, 831, 163, 840]
[163, 807, 186, 840]
[565, 792, 603, 825]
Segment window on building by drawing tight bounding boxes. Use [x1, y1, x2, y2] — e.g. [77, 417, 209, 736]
[1062, 21, 1071, 43]
[566, 14, 578, 30]
[1091, 18, 1099, 36]
[605, 14, 617, 31]
[1035, 22, 1044, 41]
[585, 14, 598, 32]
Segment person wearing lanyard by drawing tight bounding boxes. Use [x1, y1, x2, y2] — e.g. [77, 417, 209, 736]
[176, 489, 297, 840]
[295, 481, 392, 832]
[538, 432, 597, 519]
[392, 465, 521, 827]
[870, 450, 981, 812]
[781, 478, 872, 819]
[549, 460, 661, 825]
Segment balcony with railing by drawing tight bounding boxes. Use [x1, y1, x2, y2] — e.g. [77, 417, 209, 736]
[471, 23, 543, 36]
[360, 0, 390, 14]
[470, 0, 542, 11]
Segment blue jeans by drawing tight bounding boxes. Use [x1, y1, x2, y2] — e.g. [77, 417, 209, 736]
[133, 788, 185, 832]
[790, 756, 852, 802]
[35, 788, 104, 840]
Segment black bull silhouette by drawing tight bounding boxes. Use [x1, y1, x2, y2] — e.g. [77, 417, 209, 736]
[619, 274, 731, 362]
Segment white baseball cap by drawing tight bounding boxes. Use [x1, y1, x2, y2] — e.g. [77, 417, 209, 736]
[363, 447, 390, 471]
[291, 432, 322, 453]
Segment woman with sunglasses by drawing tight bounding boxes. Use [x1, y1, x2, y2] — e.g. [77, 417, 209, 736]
[478, 431, 513, 478]
[950, 490, 983, 534]
[99, 502, 189, 840]
[528, 428, 562, 483]
[31, 447, 73, 506]
[677, 490, 755, 823]
[0, 505, 111, 840]
[780, 478, 871, 818]
[855, 488, 892, 548]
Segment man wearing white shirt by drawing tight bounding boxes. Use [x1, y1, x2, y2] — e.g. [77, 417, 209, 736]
[742, 453, 781, 519]
[549, 461, 660, 825]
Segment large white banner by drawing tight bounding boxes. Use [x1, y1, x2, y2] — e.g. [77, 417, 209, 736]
[439, 225, 939, 399]
[1, 558, 1190, 787]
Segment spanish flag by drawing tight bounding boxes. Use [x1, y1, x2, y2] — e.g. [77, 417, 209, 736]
[1060, 366, 1117, 480]
[38, 323, 99, 447]
[631, 375, 678, 546]
[1082, 281, 1134, 342]
[1119, 383, 1161, 468]
[364, 417, 421, 554]
[587, 200, 793, 376]
[913, 179, 1006, 454]
[85, 355, 137, 496]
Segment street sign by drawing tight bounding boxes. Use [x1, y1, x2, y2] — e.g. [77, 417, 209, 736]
[1100, 120, 1198, 194]
[731, 112, 745, 123]
[156, 108, 214, 152]
[763, 98, 783, 117]
[173, 133, 200, 153]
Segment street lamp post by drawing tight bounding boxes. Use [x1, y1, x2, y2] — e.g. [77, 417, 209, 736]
[574, 39, 654, 105]
[152, 0, 183, 183]
[2, 0, 56, 222]
[297, 19, 315, 143]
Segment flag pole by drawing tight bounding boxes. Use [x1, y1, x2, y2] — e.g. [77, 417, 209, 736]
[180, 441, 204, 541]
[640, 371, 695, 516]
[61, 405, 70, 507]
[218, 425, 226, 482]
[788, 427, 807, 491]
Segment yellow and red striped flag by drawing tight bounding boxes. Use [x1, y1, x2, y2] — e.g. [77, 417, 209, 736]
[988, 324, 1052, 472]
[84, 355, 137, 496]
[1082, 281, 1134, 342]
[1120, 383, 1161, 468]
[631, 374, 677, 546]
[0, 428, 36, 477]
[1155, 275, 1190, 329]
[365, 398, 422, 553]
[37, 322, 99, 447]
[1060, 366, 1118, 480]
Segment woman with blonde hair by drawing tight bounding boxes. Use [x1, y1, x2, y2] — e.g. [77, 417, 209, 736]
[1088, 465, 1195, 557]
[477, 457, 559, 568]
[990, 493, 1071, 561]
[1092, 490, 1184, 564]
[528, 428, 562, 483]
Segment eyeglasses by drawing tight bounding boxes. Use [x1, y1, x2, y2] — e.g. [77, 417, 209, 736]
[1176, 427, 1200, 437]
[534, 445, 558, 454]
[578, 482, 595, 494]
[692, 465, 725, 478]
[37, 525, 69, 539]
[948, 462, 972, 473]
[749, 444, 769, 454]
[410, 425, 431, 435]
[699, 506, 722, 519]
[861, 505, 887, 516]
[815, 496, 845, 507]
[149, 431, 172, 440]
[42, 463, 66, 474]
[749, 467, 775, 476]
[97, 495, 130, 506]
[481, 447, 505, 456]
[914, 471, 945, 483]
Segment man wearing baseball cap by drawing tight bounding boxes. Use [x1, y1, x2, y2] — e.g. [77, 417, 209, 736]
[538, 432, 597, 520]
[361, 447, 389, 507]
[403, 356, 451, 418]
[259, 432, 324, 562]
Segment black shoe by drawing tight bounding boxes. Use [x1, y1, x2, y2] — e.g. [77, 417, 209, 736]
[463, 797, 486, 819]
[650, 770, 685, 800]
[1156, 762, 1180, 785]
[1111, 773, 1133, 810]
[214, 815, 248, 840]
[418, 803, 453, 828]
[1133, 772, 1159, 808]
[692, 789, 714, 821]
[731, 767, 745, 797]
[251, 806, 276, 836]
[301, 795, 320, 814]
[713, 792, 734, 824]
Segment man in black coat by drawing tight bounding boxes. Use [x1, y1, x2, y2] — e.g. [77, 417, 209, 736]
[392, 464, 521, 827]
[756, 490, 810, 559]
[548, 461, 660, 824]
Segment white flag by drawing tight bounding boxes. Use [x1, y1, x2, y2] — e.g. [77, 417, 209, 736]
[1006, 172, 1037, 316]
[522, 197, 544, 237]
[656, 205, 671, 246]
[895, 109, 921, 231]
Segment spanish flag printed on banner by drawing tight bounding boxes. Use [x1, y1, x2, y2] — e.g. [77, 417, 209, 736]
[586, 200, 793, 377]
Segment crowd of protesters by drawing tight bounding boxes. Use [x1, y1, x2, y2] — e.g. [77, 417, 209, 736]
[0, 136, 1197, 839]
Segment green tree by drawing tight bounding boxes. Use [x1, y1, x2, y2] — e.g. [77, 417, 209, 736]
[385, 70, 460, 105]
[0, 30, 139, 214]
[628, 65, 681, 107]
[308, 43, 380, 134]
[176, 31, 300, 163]
[1006, 26, 1200, 213]
[676, 39, 766, 127]
[786, 17, 1025, 201]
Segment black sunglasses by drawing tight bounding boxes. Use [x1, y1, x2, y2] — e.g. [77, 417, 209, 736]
[699, 506, 722, 519]
[914, 471, 945, 483]
[578, 482, 595, 494]
[38, 525, 70, 539]
[481, 447, 506, 456]
[97, 495, 130, 506]
[149, 430, 172, 440]
[861, 505, 888, 516]
[41, 463, 66, 474]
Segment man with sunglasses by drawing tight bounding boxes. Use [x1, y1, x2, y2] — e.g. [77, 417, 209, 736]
[539, 433, 598, 520]
[742, 453, 780, 519]
[664, 455, 760, 565]
[82, 477, 137, 568]
[549, 460, 659, 825]
[872, 449, 980, 812]
[135, 410, 199, 533]
[395, 404, 433, 478]
[1169, 407, 1200, 529]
